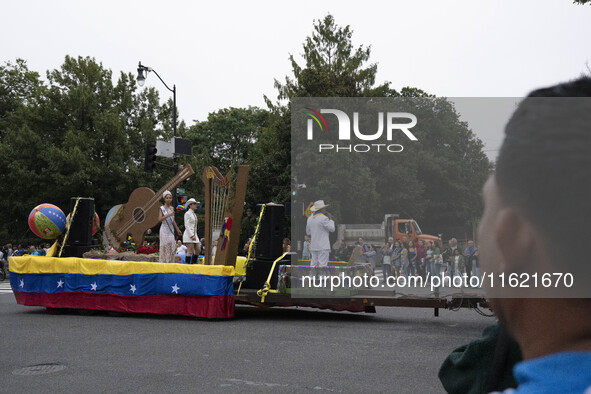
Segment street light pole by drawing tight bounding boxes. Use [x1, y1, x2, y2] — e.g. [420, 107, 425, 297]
[136, 61, 177, 174]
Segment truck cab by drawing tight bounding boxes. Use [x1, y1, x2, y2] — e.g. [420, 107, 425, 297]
[384, 214, 440, 246]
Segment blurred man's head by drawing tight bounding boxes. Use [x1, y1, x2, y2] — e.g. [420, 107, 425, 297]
[480, 77, 591, 276]
[477, 76, 591, 358]
[492, 78, 591, 268]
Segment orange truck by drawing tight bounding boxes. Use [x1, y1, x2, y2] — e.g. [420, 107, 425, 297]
[337, 214, 440, 247]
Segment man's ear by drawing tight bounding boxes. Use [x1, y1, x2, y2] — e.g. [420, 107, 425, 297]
[495, 208, 536, 273]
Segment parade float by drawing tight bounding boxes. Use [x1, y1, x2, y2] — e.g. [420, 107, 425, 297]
[11, 164, 488, 320]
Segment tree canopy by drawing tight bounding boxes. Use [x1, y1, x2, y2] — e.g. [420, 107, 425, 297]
[186, 106, 269, 173]
[274, 14, 391, 100]
[0, 56, 176, 243]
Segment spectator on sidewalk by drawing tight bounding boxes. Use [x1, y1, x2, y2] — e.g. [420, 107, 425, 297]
[464, 240, 478, 278]
[381, 243, 393, 281]
[364, 244, 377, 274]
[302, 235, 311, 260]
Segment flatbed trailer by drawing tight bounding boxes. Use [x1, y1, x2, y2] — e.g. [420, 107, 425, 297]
[234, 288, 489, 317]
[235, 256, 489, 316]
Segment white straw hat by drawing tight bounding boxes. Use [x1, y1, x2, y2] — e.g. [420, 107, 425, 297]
[310, 200, 329, 212]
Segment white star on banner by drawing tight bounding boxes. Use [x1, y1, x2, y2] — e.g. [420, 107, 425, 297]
[57, 279, 64, 288]
[171, 284, 180, 294]
[130, 284, 136, 294]
[19, 279, 24, 288]
[90, 282, 98, 291]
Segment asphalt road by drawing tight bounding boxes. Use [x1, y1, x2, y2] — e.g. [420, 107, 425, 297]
[0, 290, 494, 393]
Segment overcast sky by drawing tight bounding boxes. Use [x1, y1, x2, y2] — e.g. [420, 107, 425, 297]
[3, 0, 590, 157]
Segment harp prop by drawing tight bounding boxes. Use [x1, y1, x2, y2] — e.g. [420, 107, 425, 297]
[202, 165, 249, 266]
[105, 165, 195, 250]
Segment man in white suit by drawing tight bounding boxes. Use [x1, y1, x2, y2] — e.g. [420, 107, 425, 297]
[306, 200, 335, 267]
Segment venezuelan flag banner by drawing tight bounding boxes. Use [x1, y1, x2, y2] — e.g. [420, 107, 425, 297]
[10, 256, 235, 319]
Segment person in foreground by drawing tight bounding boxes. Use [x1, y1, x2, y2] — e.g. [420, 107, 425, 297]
[477, 77, 591, 393]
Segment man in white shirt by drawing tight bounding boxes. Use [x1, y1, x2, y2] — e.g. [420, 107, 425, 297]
[305, 200, 335, 267]
[176, 239, 187, 264]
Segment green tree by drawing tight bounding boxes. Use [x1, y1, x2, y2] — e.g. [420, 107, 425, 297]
[0, 59, 41, 141]
[273, 14, 390, 100]
[0, 56, 178, 244]
[268, 15, 436, 225]
[370, 97, 493, 234]
[187, 106, 269, 172]
[247, 107, 291, 206]
[252, 14, 394, 226]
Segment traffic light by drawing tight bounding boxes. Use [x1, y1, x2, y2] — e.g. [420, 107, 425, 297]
[176, 195, 188, 210]
[144, 144, 157, 172]
[178, 164, 190, 184]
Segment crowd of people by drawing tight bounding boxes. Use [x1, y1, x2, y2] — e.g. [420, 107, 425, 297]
[304, 236, 480, 282]
[369, 237, 480, 282]
[1, 243, 49, 274]
[1, 243, 51, 262]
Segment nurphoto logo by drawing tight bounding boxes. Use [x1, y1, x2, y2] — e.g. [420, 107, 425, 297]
[304, 108, 418, 153]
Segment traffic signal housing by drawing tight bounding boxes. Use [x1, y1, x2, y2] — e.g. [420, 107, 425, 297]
[144, 144, 157, 172]
[176, 194, 188, 210]
[178, 164, 190, 184]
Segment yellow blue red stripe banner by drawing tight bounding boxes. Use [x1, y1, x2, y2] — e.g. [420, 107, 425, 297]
[10, 256, 235, 319]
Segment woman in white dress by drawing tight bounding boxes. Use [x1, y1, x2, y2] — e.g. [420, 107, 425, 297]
[158, 190, 182, 263]
[183, 198, 200, 264]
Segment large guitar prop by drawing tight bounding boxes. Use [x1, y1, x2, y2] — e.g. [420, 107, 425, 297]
[105, 164, 195, 250]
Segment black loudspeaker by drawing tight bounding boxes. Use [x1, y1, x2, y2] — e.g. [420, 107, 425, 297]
[61, 245, 94, 258]
[244, 255, 294, 290]
[66, 197, 94, 246]
[255, 203, 285, 261]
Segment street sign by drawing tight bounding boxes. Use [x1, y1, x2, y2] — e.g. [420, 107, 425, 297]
[174, 137, 192, 156]
[155, 138, 192, 158]
[155, 140, 174, 158]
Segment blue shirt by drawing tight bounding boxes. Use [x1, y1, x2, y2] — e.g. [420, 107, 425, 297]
[498, 352, 591, 394]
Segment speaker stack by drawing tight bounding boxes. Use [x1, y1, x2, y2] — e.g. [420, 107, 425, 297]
[61, 197, 95, 258]
[254, 203, 285, 261]
[244, 204, 292, 289]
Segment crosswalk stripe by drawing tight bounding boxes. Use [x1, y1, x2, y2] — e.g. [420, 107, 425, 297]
[0, 281, 14, 294]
